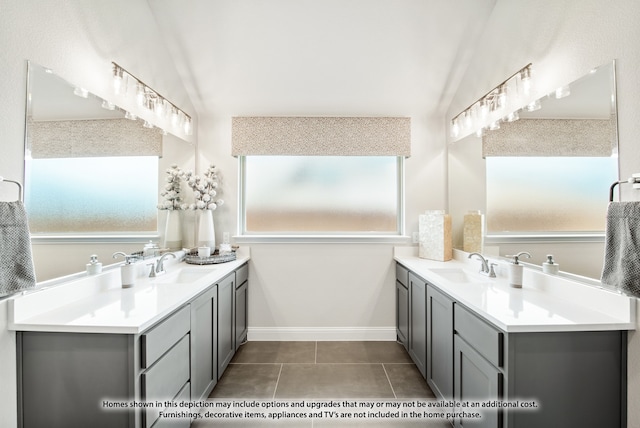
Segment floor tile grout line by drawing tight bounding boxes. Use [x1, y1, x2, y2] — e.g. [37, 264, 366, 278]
[272, 363, 284, 400]
[381, 363, 398, 400]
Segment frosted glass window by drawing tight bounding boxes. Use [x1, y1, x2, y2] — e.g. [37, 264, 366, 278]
[25, 156, 158, 234]
[243, 156, 400, 234]
[486, 157, 617, 234]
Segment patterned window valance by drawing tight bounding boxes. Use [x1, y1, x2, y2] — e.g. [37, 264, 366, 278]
[231, 116, 411, 157]
[482, 118, 616, 157]
[29, 118, 162, 158]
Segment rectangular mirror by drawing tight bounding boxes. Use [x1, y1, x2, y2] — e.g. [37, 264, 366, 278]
[448, 61, 618, 280]
[24, 61, 196, 281]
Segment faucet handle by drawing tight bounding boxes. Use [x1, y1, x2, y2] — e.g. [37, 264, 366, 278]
[147, 263, 156, 278]
[488, 262, 498, 278]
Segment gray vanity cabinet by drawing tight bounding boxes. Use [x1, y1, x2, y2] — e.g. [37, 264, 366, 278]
[408, 272, 427, 377]
[427, 284, 454, 400]
[235, 263, 249, 349]
[395, 264, 409, 349]
[217, 272, 236, 379]
[190, 285, 218, 402]
[396, 262, 626, 428]
[17, 263, 250, 428]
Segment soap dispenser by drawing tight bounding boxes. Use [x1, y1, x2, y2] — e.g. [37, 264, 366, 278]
[542, 254, 559, 275]
[506, 251, 532, 288]
[112, 252, 138, 288]
[86, 254, 102, 275]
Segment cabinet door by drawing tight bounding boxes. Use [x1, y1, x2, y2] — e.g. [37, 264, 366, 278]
[217, 273, 235, 379]
[235, 280, 248, 350]
[396, 280, 409, 349]
[454, 335, 502, 428]
[190, 285, 217, 402]
[408, 272, 427, 377]
[427, 284, 454, 400]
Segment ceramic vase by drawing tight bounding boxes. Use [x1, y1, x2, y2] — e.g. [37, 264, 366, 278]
[197, 209, 216, 249]
[163, 209, 182, 250]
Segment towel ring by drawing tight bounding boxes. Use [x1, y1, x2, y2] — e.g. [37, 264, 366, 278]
[610, 175, 640, 202]
[0, 176, 23, 202]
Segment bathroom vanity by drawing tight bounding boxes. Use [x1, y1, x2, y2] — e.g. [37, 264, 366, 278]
[9, 250, 250, 428]
[395, 247, 634, 428]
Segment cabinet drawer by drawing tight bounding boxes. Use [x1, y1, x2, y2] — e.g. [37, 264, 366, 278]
[142, 305, 191, 368]
[150, 381, 191, 428]
[143, 334, 190, 427]
[236, 263, 249, 288]
[396, 263, 409, 287]
[454, 304, 503, 367]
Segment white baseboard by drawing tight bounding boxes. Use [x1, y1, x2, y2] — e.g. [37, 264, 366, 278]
[247, 327, 396, 341]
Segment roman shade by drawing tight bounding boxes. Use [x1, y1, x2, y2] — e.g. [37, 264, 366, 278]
[482, 118, 616, 157]
[231, 116, 411, 157]
[29, 118, 162, 158]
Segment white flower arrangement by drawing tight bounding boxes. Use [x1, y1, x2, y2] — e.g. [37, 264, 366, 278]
[183, 164, 225, 210]
[157, 164, 184, 210]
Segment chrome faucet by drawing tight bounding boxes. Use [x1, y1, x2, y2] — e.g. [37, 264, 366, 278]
[468, 252, 497, 278]
[154, 252, 176, 276]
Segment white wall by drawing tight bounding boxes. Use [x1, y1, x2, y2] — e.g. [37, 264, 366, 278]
[446, 1, 640, 426]
[198, 113, 446, 340]
[0, 1, 196, 426]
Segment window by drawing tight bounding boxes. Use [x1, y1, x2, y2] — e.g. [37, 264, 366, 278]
[25, 156, 158, 234]
[241, 156, 402, 234]
[485, 156, 617, 234]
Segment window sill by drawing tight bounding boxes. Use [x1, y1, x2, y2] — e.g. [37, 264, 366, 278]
[485, 233, 604, 244]
[30, 234, 159, 244]
[234, 235, 412, 244]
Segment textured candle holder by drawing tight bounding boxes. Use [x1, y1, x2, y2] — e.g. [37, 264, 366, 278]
[419, 210, 452, 261]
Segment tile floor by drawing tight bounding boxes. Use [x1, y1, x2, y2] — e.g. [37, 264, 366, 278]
[192, 341, 451, 427]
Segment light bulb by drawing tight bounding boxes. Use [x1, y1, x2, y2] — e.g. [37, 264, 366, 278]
[73, 87, 88, 98]
[171, 108, 180, 127]
[451, 120, 460, 138]
[101, 100, 115, 110]
[113, 65, 123, 95]
[478, 100, 489, 119]
[525, 99, 541, 112]
[125, 111, 137, 120]
[476, 127, 486, 138]
[143, 121, 154, 129]
[554, 86, 570, 99]
[155, 98, 165, 118]
[488, 120, 501, 131]
[136, 83, 146, 106]
[505, 111, 519, 122]
[183, 118, 192, 135]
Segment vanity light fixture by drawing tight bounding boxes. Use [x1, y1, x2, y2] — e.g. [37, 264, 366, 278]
[111, 62, 192, 136]
[450, 63, 533, 140]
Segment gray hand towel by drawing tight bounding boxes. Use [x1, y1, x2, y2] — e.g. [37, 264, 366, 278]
[601, 201, 640, 297]
[0, 201, 36, 296]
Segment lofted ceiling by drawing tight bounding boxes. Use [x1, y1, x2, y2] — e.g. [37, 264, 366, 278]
[148, 0, 497, 120]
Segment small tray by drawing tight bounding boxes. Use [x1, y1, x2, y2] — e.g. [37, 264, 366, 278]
[185, 251, 237, 265]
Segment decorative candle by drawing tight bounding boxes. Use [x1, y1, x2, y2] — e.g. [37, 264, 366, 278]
[463, 210, 484, 253]
[419, 210, 452, 261]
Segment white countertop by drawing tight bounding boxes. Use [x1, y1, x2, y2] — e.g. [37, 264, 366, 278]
[8, 248, 250, 334]
[394, 248, 636, 333]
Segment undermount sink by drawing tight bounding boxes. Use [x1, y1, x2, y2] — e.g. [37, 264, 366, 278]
[429, 268, 486, 284]
[153, 267, 218, 284]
